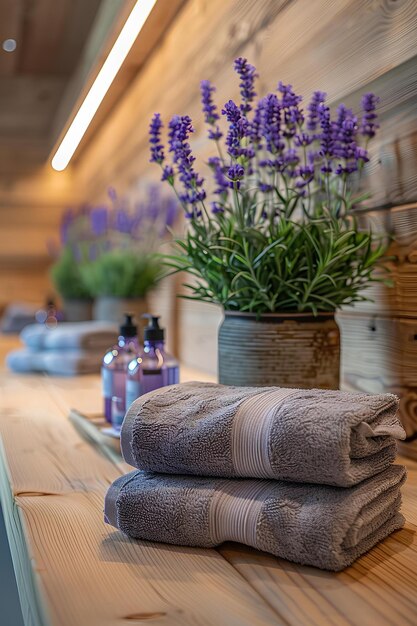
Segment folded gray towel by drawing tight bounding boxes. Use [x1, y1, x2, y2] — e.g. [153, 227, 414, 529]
[104, 464, 406, 571]
[121, 382, 405, 487]
[21, 321, 117, 350]
[6, 348, 104, 376]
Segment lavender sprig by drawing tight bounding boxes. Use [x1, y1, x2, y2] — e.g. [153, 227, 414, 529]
[168, 114, 206, 217]
[201, 80, 223, 141]
[222, 100, 253, 160]
[149, 113, 164, 164]
[234, 57, 258, 113]
[360, 93, 380, 139]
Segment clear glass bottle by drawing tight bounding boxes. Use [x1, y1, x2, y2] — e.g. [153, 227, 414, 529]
[102, 314, 139, 424]
[126, 315, 179, 409]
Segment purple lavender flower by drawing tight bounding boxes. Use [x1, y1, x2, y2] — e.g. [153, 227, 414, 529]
[201, 80, 223, 141]
[277, 82, 304, 138]
[234, 57, 257, 113]
[294, 132, 312, 147]
[164, 197, 179, 226]
[331, 104, 361, 173]
[185, 207, 203, 219]
[295, 165, 314, 188]
[221, 100, 253, 159]
[283, 149, 300, 166]
[148, 58, 380, 223]
[90, 206, 108, 237]
[360, 93, 380, 139]
[222, 99, 241, 124]
[161, 165, 174, 182]
[277, 82, 303, 108]
[250, 99, 264, 146]
[113, 208, 133, 234]
[149, 113, 165, 164]
[318, 103, 334, 171]
[208, 157, 229, 196]
[168, 115, 206, 208]
[307, 91, 326, 131]
[227, 164, 245, 188]
[60, 209, 75, 245]
[298, 165, 314, 179]
[211, 202, 225, 214]
[201, 80, 219, 123]
[260, 94, 283, 154]
[355, 146, 369, 163]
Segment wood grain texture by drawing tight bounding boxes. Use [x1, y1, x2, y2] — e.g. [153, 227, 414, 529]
[0, 353, 279, 626]
[75, 0, 417, 209]
[1, 339, 415, 626]
[338, 314, 417, 389]
[68, 0, 417, 374]
[337, 312, 417, 443]
[51, 0, 186, 161]
[0, 164, 74, 307]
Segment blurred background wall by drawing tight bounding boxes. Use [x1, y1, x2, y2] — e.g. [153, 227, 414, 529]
[0, 0, 416, 375]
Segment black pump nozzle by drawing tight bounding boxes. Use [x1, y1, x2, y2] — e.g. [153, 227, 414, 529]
[120, 313, 137, 338]
[142, 314, 164, 342]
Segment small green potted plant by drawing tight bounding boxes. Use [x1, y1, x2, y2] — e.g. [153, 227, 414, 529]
[149, 57, 386, 389]
[79, 187, 177, 324]
[50, 240, 94, 322]
[81, 249, 161, 324]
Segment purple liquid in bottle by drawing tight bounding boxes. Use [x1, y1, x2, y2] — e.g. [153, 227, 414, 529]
[126, 315, 179, 408]
[102, 314, 139, 423]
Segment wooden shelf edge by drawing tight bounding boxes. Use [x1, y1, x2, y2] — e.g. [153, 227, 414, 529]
[0, 437, 50, 626]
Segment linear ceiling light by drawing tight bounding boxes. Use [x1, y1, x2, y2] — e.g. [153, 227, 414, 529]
[51, 0, 157, 171]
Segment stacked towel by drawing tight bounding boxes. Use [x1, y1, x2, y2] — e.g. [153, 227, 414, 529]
[105, 382, 407, 570]
[21, 321, 117, 351]
[7, 321, 118, 376]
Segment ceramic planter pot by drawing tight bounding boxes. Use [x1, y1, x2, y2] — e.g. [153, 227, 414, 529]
[93, 296, 148, 330]
[218, 311, 340, 389]
[63, 298, 93, 322]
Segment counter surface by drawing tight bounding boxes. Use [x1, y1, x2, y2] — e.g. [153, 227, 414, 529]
[0, 336, 416, 626]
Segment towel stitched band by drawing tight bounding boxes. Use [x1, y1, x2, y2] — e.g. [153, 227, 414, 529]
[209, 480, 274, 546]
[231, 388, 297, 477]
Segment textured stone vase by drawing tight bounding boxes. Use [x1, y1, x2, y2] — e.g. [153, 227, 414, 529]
[93, 296, 148, 328]
[218, 311, 340, 389]
[63, 298, 93, 322]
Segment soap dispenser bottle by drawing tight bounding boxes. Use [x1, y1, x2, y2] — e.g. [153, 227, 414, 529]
[126, 314, 179, 408]
[102, 314, 139, 424]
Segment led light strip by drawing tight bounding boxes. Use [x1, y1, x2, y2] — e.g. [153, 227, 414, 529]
[52, 0, 157, 171]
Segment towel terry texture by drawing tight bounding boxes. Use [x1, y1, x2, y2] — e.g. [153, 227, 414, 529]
[21, 321, 117, 350]
[120, 382, 406, 487]
[104, 464, 406, 571]
[6, 348, 104, 375]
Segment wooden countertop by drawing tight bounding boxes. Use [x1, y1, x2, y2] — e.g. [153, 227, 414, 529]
[0, 336, 417, 626]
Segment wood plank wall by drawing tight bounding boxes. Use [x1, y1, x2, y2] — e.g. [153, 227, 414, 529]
[0, 166, 74, 311]
[72, 0, 417, 380]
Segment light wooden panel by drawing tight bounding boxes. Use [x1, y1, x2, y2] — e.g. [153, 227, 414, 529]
[0, 164, 75, 308]
[341, 203, 417, 317]
[75, 0, 417, 206]
[0, 0, 22, 76]
[337, 312, 417, 436]
[178, 299, 222, 374]
[0, 76, 66, 139]
[50, 0, 186, 160]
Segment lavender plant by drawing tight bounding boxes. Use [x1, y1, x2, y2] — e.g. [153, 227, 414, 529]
[50, 187, 178, 300]
[150, 58, 386, 314]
